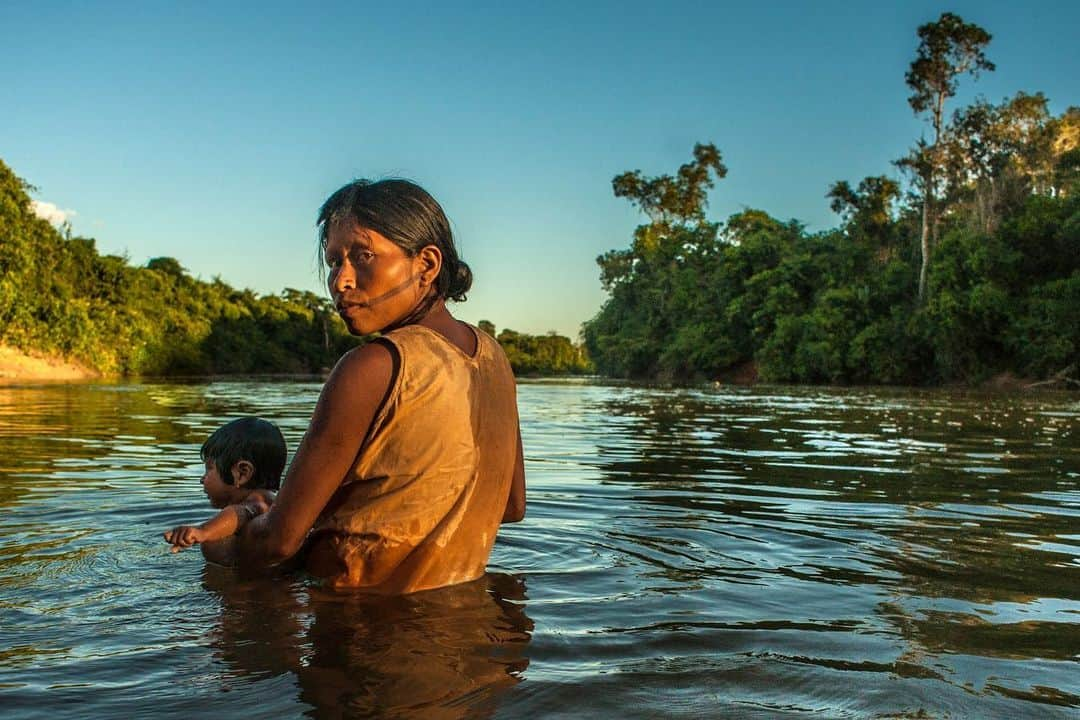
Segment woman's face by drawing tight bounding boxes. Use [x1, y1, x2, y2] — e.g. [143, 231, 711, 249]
[325, 222, 428, 336]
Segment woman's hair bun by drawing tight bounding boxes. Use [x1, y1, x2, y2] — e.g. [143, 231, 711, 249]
[446, 260, 473, 302]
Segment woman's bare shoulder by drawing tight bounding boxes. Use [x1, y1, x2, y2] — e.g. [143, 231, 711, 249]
[310, 340, 399, 437]
[333, 339, 397, 379]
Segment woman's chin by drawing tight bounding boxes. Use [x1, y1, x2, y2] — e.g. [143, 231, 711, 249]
[338, 310, 370, 336]
[341, 310, 405, 337]
[344, 319, 373, 336]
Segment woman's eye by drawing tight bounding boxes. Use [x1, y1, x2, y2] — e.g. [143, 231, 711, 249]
[353, 250, 375, 263]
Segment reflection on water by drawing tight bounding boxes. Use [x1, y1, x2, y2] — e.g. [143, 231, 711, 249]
[0, 380, 1076, 718]
[202, 569, 531, 718]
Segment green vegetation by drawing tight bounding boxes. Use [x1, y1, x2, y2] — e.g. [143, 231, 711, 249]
[478, 321, 592, 375]
[1, 160, 360, 375]
[583, 13, 1079, 386]
[0, 163, 590, 377]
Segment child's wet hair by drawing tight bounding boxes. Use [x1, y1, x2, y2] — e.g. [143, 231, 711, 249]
[317, 178, 472, 302]
[200, 417, 286, 491]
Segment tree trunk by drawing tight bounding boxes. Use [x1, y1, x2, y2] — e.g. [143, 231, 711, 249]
[920, 91, 946, 302]
[919, 192, 931, 302]
[977, 182, 988, 234]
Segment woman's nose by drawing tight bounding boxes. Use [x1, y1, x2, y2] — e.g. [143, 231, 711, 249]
[331, 262, 356, 294]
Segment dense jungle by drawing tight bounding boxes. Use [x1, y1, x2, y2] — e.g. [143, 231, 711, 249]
[583, 14, 1078, 386]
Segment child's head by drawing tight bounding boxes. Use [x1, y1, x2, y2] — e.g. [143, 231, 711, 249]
[200, 417, 286, 492]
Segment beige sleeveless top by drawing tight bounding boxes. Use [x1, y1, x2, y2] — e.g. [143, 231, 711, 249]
[305, 323, 519, 593]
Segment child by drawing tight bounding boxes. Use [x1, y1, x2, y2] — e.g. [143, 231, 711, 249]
[164, 416, 287, 554]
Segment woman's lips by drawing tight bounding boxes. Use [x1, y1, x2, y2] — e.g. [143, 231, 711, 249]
[337, 303, 364, 316]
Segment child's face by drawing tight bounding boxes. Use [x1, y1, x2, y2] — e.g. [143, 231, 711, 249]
[201, 459, 238, 508]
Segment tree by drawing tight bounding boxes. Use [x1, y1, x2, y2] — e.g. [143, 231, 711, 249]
[827, 175, 901, 252]
[1050, 107, 1080, 196]
[147, 256, 187, 277]
[905, 12, 994, 301]
[495, 327, 591, 375]
[599, 144, 727, 291]
[611, 143, 727, 230]
[950, 92, 1053, 232]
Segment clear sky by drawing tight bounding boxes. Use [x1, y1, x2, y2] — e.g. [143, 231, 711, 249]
[2, 1, 1077, 337]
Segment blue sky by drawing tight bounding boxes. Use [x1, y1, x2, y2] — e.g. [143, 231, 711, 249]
[2, 1, 1077, 337]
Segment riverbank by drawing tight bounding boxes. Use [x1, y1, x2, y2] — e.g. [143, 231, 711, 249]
[0, 345, 99, 383]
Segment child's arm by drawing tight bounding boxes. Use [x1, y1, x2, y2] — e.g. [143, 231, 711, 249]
[164, 492, 274, 553]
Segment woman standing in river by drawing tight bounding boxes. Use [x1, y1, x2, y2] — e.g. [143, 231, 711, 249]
[212, 179, 525, 592]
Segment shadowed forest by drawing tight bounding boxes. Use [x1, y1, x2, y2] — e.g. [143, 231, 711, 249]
[2, 13, 1076, 385]
[584, 13, 1078, 386]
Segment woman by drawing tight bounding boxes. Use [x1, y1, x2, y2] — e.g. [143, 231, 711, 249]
[226, 178, 525, 593]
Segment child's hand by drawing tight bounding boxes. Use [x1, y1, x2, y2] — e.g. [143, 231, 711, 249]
[163, 525, 206, 553]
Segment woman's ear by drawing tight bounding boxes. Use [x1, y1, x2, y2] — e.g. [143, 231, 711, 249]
[416, 245, 443, 288]
[232, 460, 255, 488]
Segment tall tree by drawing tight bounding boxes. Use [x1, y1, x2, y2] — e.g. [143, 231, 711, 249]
[905, 12, 994, 300]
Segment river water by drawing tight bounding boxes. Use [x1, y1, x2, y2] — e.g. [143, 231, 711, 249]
[0, 379, 1076, 718]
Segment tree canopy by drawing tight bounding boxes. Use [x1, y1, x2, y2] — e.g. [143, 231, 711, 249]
[583, 14, 1077, 386]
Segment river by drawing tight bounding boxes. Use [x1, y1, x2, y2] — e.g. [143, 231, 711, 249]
[0, 379, 1076, 718]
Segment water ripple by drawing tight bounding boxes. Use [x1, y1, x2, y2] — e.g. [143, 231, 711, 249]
[0, 381, 1077, 718]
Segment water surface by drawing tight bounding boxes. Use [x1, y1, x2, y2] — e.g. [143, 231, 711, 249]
[0, 380, 1077, 718]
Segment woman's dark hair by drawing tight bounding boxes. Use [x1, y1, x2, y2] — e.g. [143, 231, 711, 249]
[201, 417, 287, 491]
[317, 178, 472, 302]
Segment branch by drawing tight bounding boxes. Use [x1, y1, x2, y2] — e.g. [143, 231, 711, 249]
[1024, 364, 1078, 389]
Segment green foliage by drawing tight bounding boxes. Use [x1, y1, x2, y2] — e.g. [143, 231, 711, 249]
[585, 119, 1079, 385]
[900, 12, 996, 301]
[0, 159, 358, 375]
[1009, 273, 1080, 377]
[612, 143, 726, 227]
[477, 319, 496, 337]
[827, 175, 901, 248]
[584, 14, 1076, 387]
[494, 328, 592, 376]
[906, 12, 995, 134]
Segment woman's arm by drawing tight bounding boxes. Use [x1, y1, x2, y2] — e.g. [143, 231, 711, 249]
[502, 426, 526, 523]
[232, 341, 396, 567]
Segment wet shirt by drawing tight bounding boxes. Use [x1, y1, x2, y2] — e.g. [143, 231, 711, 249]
[306, 324, 519, 593]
